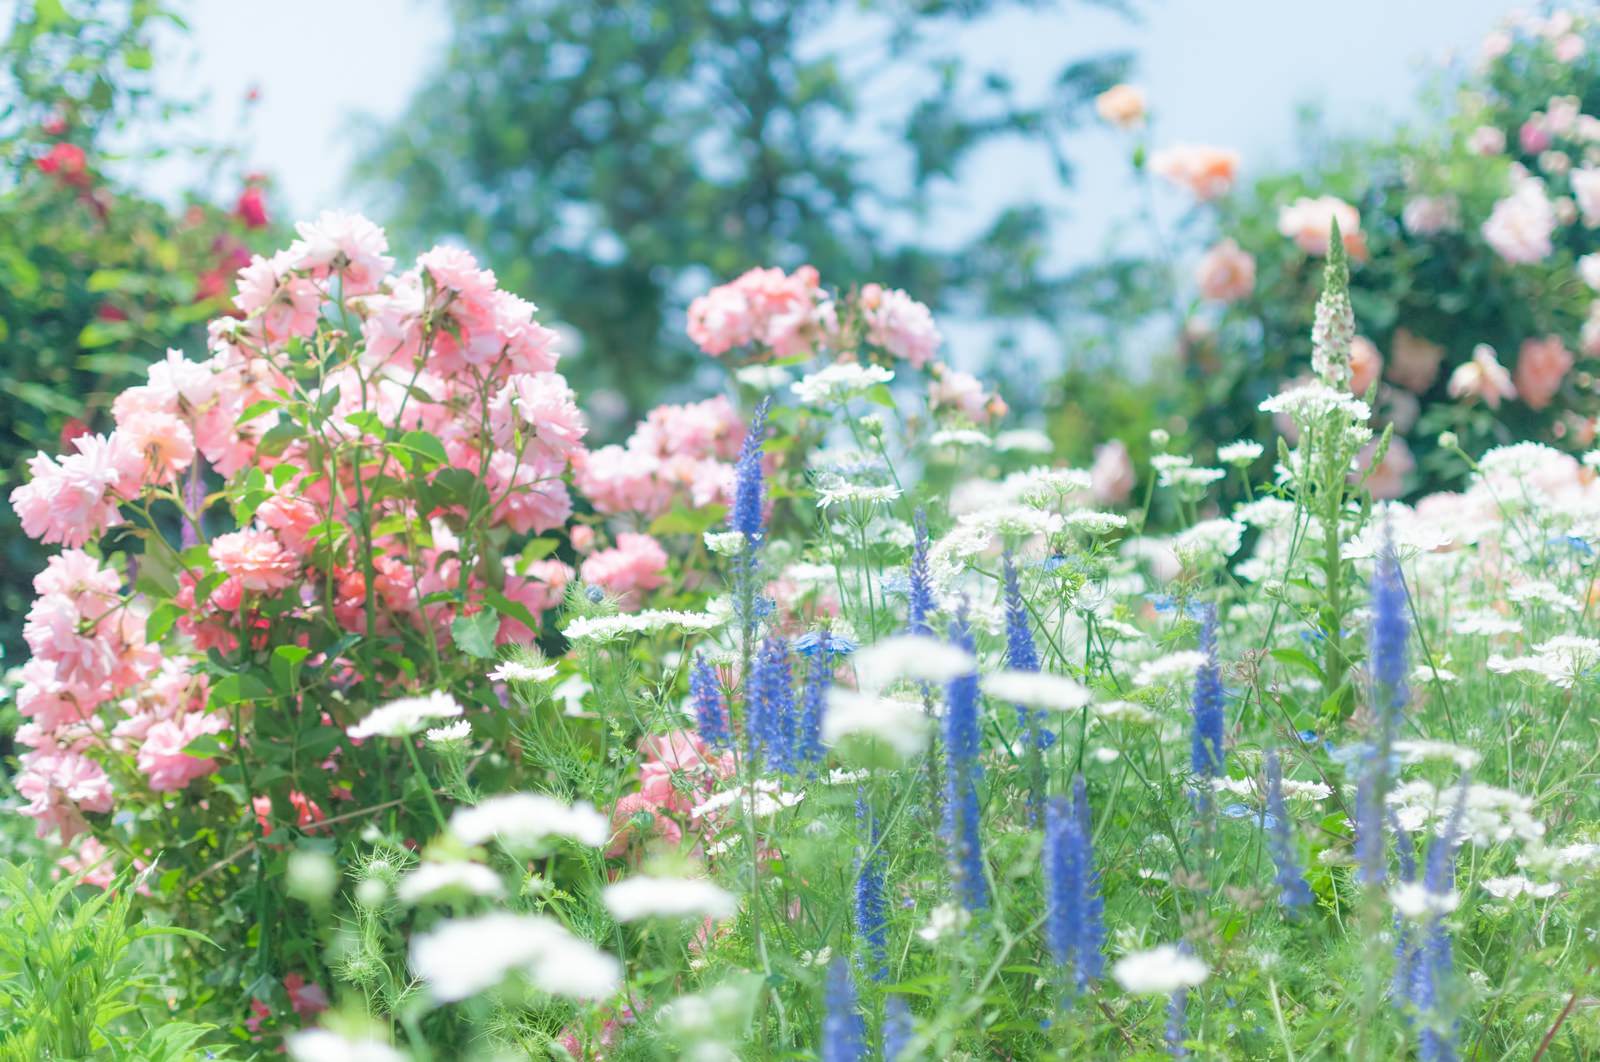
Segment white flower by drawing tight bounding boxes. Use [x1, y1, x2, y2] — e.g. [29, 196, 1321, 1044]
[1259, 382, 1371, 423]
[1390, 882, 1460, 919]
[1173, 519, 1245, 563]
[691, 781, 805, 820]
[561, 609, 724, 643]
[1092, 700, 1158, 724]
[1393, 740, 1481, 770]
[1133, 651, 1209, 689]
[450, 793, 609, 850]
[1583, 449, 1600, 470]
[425, 720, 472, 746]
[1112, 945, 1209, 994]
[398, 862, 505, 904]
[815, 480, 903, 509]
[287, 1029, 406, 1062]
[995, 429, 1054, 453]
[1064, 510, 1128, 534]
[929, 428, 993, 449]
[603, 876, 738, 921]
[348, 691, 464, 739]
[703, 531, 749, 556]
[1163, 466, 1226, 491]
[735, 364, 793, 391]
[1481, 875, 1560, 900]
[981, 670, 1092, 711]
[822, 690, 933, 757]
[1234, 497, 1297, 529]
[791, 362, 894, 405]
[410, 912, 620, 1002]
[855, 635, 976, 691]
[1451, 611, 1522, 637]
[1217, 440, 1264, 466]
[1091, 746, 1120, 763]
[489, 659, 559, 683]
[916, 902, 972, 942]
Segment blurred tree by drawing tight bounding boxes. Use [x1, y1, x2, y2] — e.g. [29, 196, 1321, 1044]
[356, 0, 1133, 422]
[0, 0, 274, 662]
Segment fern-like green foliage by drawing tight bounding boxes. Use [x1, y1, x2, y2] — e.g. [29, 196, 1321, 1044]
[0, 859, 229, 1061]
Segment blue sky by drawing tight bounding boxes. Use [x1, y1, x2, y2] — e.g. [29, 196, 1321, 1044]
[149, 0, 1514, 262]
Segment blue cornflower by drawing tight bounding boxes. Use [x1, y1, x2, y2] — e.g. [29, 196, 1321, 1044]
[906, 508, 935, 636]
[1264, 750, 1312, 913]
[1190, 605, 1225, 779]
[882, 996, 913, 1061]
[854, 804, 888, 980]
[730, 397, 772, 548]
[1042, 775, 1105, 997]
[797, 649, 829, 768]
[821, 956, 866, 1062]
[943, 615, 988, 912]
[689, 654, 730, 748]
[746, 636, 797, 774]
[1371, 527, 1410, 730]
[794, 629, 859, 657]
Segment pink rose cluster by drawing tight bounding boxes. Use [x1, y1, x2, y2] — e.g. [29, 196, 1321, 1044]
[686, 264, 833, 357]
[606, 730, 737, 858]
[575, 394, 745, 518]
[686, 265, 943, 369]
[13, 549, 222, 840]
[8, 213, 605, 838]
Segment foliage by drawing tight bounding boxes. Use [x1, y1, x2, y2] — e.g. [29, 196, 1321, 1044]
[0, 0, 272, 660]
[6, 202, 1600, 1058]
[0, 857, 228, 1060]
[354, 0, 1133, 420]
[1081, 8, 1600, 501]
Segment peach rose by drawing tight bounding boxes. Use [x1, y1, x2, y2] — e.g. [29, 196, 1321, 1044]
[1195, 239, 1255, 302]
[1387, 328, 1445, 393]
[1150, 144, 1239, 201]
[1357, 435, 1415, 500]
[1447, 344, 1518, 409]
[1095, 84, 1146, 130]
[1514, 335, 1573, 410]
[1348, 336, 1383, 396]
[1278, 195, 1362, 257]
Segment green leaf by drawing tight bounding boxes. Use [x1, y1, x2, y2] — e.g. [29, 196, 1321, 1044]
[392, 430, 449, 469]
[450, 610, 500, 659]
[182, 732, 229, 759]
[1269, 648, 1324, 680]
[145, 602, 183, 644]
[270, 645, 311, 694]
[209, 672, 273, 707]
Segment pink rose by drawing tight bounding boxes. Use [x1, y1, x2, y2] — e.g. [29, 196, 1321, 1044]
[1387, 328, 1445, 393]
[1349, 336, 1383, 396]
[1447, 344, 1518, 409]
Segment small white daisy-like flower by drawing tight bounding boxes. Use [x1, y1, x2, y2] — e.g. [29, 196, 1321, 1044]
[398, 861, 505, 905]
[450, 793, 609, 850]
[917, 902, 972, 942]
[822, 690, 933, 757]
[1133, 651, 1209, 689]
[1217, 440, 1264, 466]
[410, 912, 619, 1002]
[425, 720, 472, 746]
[348, 691, 464, 740]
[929, 428, 993, 449]
[1112, 944, 1209, 994]
[703, 531, 749, 556]
[603, 876, 738, 921]
[790, 362, 895, 405]
[980, 670, 1092, 711]
[1390, 882, 1460, 919]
